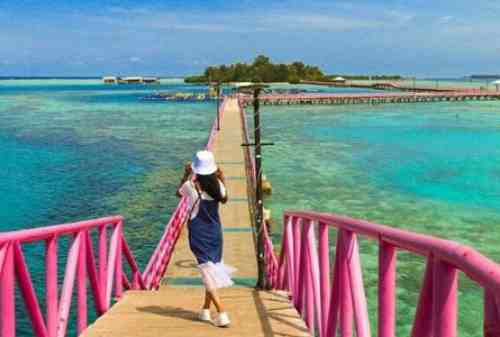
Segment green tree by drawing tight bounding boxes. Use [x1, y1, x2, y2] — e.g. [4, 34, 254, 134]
[184, 54, 328, 84]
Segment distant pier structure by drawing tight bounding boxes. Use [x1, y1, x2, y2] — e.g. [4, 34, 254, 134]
[301, 79, 489, 93]
[240, 91, 500, 107]
[103, 76, 160, 84]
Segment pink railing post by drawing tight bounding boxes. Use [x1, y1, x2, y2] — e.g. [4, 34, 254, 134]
[114, 222, 123, 300]
[306, 220, 323, 336]
[98, 225, 107, 301]
[339, 230, 353, 337]
[277, 219, 289, 290]
[301, 220, 314, 331]
[293, 217, 302, 307]
[304, 259, 315, 331]
[326, 235, 342, 337]
[105, 223, 119, 308]
[484, 290, 500, 337]
[345, 232, 371, 337]
[284, 217, 296, 297]
[411, 257, 434, 337]
[85, 232, 106, 315]
[46, 236, 58, 337]
[378, 241, 397, 337]
[14, 243, 47, 337]
[432, 259, 458, 337]
[1, 244, 15, 337]
[77, 231, 88, 334]
[297, 219, 308, 313]
[57, 232, 82, 337]
[319, 222, 330, 329]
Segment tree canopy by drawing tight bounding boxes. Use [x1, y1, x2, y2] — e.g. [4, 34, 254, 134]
[184, 55, 325, 84]
[184, 55, 403, 84]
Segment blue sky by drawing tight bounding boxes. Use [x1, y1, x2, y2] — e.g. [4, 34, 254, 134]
[0, 0, 499, 77]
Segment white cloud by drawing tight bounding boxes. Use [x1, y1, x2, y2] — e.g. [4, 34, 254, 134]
[150, 21, 230, 33]
[107, 6, 152, 15]
[384, 10, 416, 24]
[264, 13, 382, 31]
[129, 56, 142, 63]
[438, 16, 454, 24]
[69, 60, 86, 66]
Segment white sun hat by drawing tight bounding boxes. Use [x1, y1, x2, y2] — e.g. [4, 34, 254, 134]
[191, 150, 217, 175]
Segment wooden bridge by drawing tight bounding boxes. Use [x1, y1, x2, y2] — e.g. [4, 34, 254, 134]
[3, 95, 500, 337]
[300, 79, 492, 92]
[241, 91, 500, 107]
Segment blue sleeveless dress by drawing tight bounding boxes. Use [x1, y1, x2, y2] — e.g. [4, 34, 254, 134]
[180, 180, 235, 289]
[188, 198, 223, 264]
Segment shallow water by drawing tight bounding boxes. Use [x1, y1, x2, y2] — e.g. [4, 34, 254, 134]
[2, 79, 499, 336]
[0, 79, 216, 336]
[250, 100, 500, 337]
[0, 79, 215, 258]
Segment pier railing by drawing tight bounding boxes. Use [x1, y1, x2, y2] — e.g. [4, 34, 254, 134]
[239, 91, 500, 107]
[0, 216, 145, 337]
[264, 211, 500, 337]
[238, 96, 279, 289]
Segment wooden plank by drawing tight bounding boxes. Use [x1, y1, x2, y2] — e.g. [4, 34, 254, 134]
[81, 288, 310, 337]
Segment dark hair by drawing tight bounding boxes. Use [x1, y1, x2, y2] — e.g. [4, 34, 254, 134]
[196, 173, 227, 203]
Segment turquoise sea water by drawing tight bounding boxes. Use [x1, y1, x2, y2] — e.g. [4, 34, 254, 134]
[2, 79, 499, 336]
[255, 100, 500, 337]
[0, 79, 215, 336]
[0, 79, 214, 249]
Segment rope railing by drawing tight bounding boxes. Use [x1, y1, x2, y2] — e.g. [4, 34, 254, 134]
[0, 216, 144, 337]
[263, 210, 500, 337]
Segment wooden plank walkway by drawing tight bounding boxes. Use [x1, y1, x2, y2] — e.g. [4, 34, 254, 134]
[81, 98, 310, 337]
[240, 91, 500, 106]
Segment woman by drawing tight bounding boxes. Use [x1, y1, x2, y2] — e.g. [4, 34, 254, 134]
[176, 150, 235, 327]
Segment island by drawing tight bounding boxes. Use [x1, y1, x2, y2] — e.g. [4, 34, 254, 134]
[184, 55, 402, 84]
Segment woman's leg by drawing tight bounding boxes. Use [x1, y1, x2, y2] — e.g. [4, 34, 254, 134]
[207, 289, 225, 313]
[203, 290, 212, 309]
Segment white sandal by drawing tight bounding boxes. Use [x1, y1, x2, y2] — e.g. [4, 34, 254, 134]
[199, 309, 211, 322]
[214, 312, 231, 327]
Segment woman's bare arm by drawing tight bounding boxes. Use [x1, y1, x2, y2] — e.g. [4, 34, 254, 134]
[216, 168, 225, 184]
[216, 168, 228, 204]
[176, 162, 193, 198]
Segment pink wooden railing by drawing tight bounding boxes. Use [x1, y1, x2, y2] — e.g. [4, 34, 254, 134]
[261, 211, 500, 337]
[0, 216, 145, 337]
[0, 97, 228, 337]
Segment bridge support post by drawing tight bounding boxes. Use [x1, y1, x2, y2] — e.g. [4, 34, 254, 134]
[253, 86, 266, 290]
[216, 81, 221, 131]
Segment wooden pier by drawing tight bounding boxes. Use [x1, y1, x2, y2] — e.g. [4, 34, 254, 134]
[241, 91, 500, 106]
[80, 98, 310, 337]
[300, 79, 484, 92]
